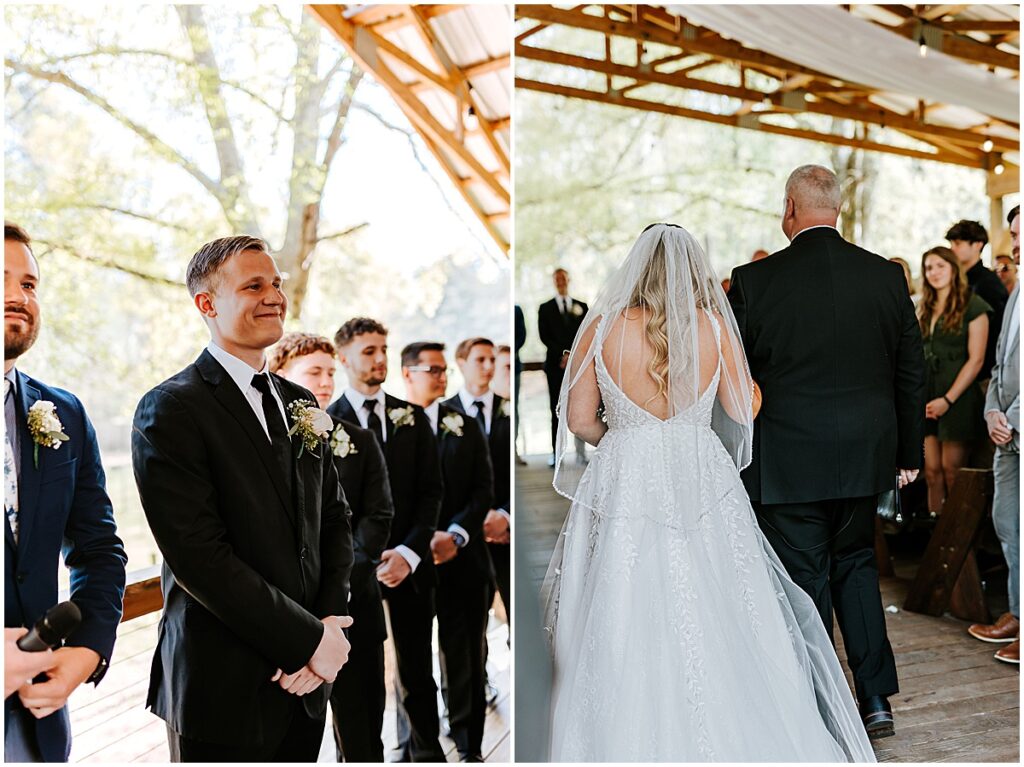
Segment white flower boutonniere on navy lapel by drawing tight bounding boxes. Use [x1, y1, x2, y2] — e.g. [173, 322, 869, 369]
[287, 400, 333, 457]
[498, 399, 511, 419]
[570, 302, 584, 317]
[329, 423, 359, 459]
[388, 406, 415, 430]
[27, 400, 69, 468]
[440, 412, 464, 438]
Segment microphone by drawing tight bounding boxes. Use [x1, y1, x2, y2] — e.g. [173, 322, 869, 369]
[16, 601, 82, 652]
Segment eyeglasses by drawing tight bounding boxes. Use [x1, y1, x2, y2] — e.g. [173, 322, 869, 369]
[995, 265, 1011, 274]
[406, 365, 450, 378]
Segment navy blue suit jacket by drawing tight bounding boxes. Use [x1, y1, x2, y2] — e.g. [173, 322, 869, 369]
[4, 371, 127, 761]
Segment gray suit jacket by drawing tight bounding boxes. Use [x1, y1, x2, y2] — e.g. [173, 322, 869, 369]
[985, 283, 1019, 451]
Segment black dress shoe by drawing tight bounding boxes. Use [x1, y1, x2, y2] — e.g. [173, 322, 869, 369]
[859, 695, 895, 739]
[459, 754, 484, 762]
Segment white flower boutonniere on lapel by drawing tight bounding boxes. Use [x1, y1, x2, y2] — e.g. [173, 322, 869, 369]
[329, 423, 359, 459]
[570, 302, 584, 317]
[287, 400, 332, 457]
[388, 406, 415, 430]
[440, 412, 464, 438]
[27, 400, 69, 468]
[498, 399, 511, 419]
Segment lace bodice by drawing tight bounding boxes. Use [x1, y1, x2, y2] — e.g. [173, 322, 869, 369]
[594, 311, 721, 431]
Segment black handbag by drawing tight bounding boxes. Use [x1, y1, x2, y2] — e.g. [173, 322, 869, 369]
[876, 477, 907, 532]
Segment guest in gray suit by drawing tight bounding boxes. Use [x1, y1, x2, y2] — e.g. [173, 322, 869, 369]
[969, 205, 1020, 665]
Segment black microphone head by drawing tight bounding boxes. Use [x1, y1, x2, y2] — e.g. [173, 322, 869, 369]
[38, 601, 82, 646]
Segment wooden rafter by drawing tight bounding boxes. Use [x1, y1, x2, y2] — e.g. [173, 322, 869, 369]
[309, 5, 510, 255]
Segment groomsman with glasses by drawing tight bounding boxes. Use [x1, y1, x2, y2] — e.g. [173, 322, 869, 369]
[402, 342, 494, 763]
[329, 318, 446, 762]
[4, 222, 127, 762]
[132, 236, 354, 762]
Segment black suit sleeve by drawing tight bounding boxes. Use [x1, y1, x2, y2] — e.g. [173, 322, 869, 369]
[893, 279, 927, 470]
[62, 399, 127, 668]
[538, 303, 556, 352]
[312, 447, 354, 621]
[132, 387, 324, 674]
[515, 306, 527, 352]
[350, 431, 394, 577]
[727, 269, 750, 353]
[451, 419, 494, 537]
[401, 414, 443, 558]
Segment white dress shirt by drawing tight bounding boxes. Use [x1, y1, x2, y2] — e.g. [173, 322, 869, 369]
[425, 400, 470, 546]
[207, 342, 287, 441]
[458, 388, 494, 435]
[342, 386, 388, 444]
[791, 223, 839, 240]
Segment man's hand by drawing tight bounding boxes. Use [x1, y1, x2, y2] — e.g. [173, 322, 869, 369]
[17, 646, 99, 718]
[559, 350, 569, 370]
[431, 531, 459, 565]
[4, 629, 55, 699]
[483, 511, 510, 544]
[897, 468, 920, 490]
[271, 665, 325, 696]
[986, 410, 1014, 446]
[376, 549, 412, 588]
[306, 615, 353, 683]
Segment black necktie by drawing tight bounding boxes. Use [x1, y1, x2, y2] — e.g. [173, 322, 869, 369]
[250, 374, 293, 498]
[472, 400, 487, 434]
[364, 399, 384, 446]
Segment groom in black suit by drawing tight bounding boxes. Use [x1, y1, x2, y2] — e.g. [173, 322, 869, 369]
[132, 236, 355, 762]
[537, 269, 588, 463]
[403, 342, 494, 762]
[728, 166, 925, 738]
[327, 318, 446, 762]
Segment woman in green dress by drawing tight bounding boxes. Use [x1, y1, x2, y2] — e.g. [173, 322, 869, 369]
[918, 246, 991, 516]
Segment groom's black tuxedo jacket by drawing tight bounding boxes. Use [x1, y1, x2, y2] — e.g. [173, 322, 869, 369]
[131, 350, 354, 747]
[443, 394, 510, 516]
[327, 392, 443, 590]
[728, 227, 926, 505]
[330, 418, 393, 648]
[435, 403, 495, 578]
[538, 297, 589, 371]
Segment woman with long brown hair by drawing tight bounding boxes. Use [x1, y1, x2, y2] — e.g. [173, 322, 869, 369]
[918, 246, 991, 516]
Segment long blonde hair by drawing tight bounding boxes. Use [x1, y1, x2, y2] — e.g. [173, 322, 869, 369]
[628, 236, 670, 409]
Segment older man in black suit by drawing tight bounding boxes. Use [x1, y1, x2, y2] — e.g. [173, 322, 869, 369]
[728, 165, 925, 739]
[132, 236, 354, 762]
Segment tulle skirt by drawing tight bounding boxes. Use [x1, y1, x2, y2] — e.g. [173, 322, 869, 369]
[546, 423, 876, 762]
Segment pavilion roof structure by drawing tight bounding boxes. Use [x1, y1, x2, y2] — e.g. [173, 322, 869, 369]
[514, 4, 1019, 175]
[309, 4, 511, 256]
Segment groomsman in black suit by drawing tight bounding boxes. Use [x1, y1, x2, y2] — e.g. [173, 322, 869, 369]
[327, 318, 446, 762]
[270, 332, 394, 762]
[132, 236, 355, 762]
[402, 342, 494, 762]
[537, 269, 588, 465]
[447, 338, 511, 626]
[5, 223, 127, 762]
[728, 166, 925, 739]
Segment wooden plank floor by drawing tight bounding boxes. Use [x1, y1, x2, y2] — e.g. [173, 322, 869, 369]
[517, 455, 1020, 763]
[67, 609, 510, 762]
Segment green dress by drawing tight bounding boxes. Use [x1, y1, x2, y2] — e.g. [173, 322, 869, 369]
[923, 292, 992, 442]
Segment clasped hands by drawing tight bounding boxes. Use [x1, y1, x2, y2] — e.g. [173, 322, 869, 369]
[271, 614, 353, 697]
[483, 510, 510, 544]
[985, 410, 1014, 446]
[11, 632, 99, 719]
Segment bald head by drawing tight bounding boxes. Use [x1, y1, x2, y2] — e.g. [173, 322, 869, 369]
[782, 165, 841, 241]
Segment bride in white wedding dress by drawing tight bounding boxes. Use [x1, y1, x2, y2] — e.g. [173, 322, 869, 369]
[545, 224, 876, 762]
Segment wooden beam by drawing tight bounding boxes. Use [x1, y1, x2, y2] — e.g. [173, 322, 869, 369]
[516, 76, 985, 168]
[368, 26, 455, 95]
[363, 4, 463, 34]
[918, 5, 969, 22]
[515, 42, 1018, 151]
[879, 17, 1020, 70]
[462, 54, 511, 80]
[936, 20, 1022, 34]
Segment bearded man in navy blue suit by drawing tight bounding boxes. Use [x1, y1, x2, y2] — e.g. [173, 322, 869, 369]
[4, 222, 128, 762]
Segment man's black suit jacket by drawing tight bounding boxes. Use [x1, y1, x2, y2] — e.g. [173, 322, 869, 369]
[327, 392, 443, 590]
[443, 394, 510, 517]
[435, 404, 495, 578]
[728, 227, 926, 505]
[537, 297, 589, 371]
[131, 350, 354, 747]
[330, 418, 393, 648]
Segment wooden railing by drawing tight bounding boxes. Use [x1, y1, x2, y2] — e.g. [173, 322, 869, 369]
[120, 565, 163, 622]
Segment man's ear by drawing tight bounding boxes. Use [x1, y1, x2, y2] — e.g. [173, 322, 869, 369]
[194, 291, 216, 318]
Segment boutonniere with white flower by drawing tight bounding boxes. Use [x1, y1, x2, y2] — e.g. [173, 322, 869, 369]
[287, 400, 332, 457]
[440, 412, 464, 438]
[329, 423, 358, 459]
[498, 399, 511, 419]
[570, 302, 584, 317]
[388, 406, 415, 430]
[27, 400, 69, 468]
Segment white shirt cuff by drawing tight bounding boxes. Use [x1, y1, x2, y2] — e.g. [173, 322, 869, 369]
[497, 509, 510, 521]
[447, 523, 470, 546]
[394, 544, 421, 572]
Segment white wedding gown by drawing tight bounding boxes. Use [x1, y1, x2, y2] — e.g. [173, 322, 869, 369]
[546, 314, 876, 763]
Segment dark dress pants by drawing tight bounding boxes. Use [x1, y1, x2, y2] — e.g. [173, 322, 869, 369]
[544, 364, 564, 454]
[754, 495, 899, 701]
[331, 639, 386, 762]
